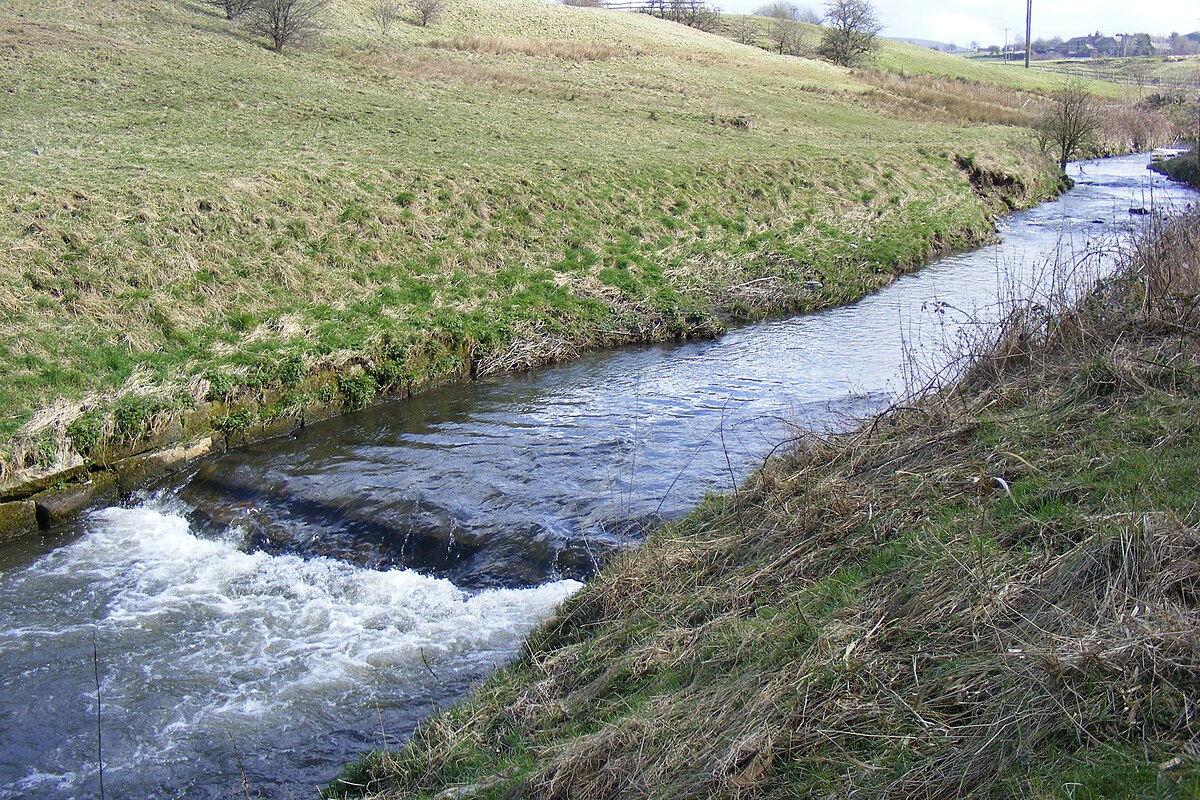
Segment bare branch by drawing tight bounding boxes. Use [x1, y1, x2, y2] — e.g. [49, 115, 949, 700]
[817, 0, 881, 67]
[246, 0, 330, 52]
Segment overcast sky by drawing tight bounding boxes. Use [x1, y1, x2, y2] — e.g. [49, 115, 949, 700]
[720, 0, 1200, 46]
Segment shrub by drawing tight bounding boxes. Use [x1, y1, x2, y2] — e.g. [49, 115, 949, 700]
[338, 372, 379, 409]
[412, 0, 443, 28]
[67, 410, 106, 459]
[211, 0, 256, 20]
[112, 394, 166, 441]
[247, 0, 330, 52]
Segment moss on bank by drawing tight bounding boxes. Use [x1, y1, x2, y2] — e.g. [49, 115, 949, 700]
[328, 208, 1200, 798]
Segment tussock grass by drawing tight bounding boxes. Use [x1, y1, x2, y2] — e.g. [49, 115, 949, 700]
[330, 208, 1200, 799]
[431, 34, 628, 60]
[855, 70, 1043, 127]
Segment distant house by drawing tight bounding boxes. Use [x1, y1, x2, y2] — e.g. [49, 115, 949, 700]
[1064, 34, 1099, 57]
[1016, 29, 1194, 60]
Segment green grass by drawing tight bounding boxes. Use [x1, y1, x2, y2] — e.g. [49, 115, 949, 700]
[1151, 152, 1200, 188]
[1025, 55, 1200, 91]
[0, 0, 1071, 475]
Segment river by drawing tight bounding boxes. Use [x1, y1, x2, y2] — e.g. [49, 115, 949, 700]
[0, 155, 1194, 798]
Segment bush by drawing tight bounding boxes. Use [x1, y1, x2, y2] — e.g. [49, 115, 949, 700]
[112, 394, 166, 441]
[338, 372, 379, 409]
[371, 0, 403, 34]
[412, 0, 443, 28]
[66, 410, 106, 460]
[204, 370, 235, 402]
[211, 0, 255, 20]
[247, 0, 330, 52]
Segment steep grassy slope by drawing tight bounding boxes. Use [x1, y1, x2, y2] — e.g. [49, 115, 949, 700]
[329, 209, 1200, 800]
[0, 0, 1061, 485]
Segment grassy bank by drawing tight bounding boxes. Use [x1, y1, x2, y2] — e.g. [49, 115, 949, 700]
[329, 207, 1200, 798]
[0, 0, 1070, 490]
[1152, 151, 1200, 188]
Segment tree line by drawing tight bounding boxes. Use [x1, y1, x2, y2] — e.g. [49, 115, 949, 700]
[736, 0, 883, 67]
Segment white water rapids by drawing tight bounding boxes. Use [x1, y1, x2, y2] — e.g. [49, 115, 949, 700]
[0, 499, 579, 798]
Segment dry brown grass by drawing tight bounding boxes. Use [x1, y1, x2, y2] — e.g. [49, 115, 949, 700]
[856, 70, 1043, 127]
[430, 34, 631, 61]
[353, 50, 546, 90]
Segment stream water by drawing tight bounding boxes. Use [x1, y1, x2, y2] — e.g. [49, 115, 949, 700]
[0, 155, 1194, 798]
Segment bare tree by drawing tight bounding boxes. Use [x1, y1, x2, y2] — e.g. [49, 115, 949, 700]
[766, 17, 804, 54]
[817, 0, 881, 67]
[755, 1, 817, 21]
[642, 0, 721, 33]
[795, 5, 822, 23]
[372, 0, 403, 34]
[211, 0, 255, 20]
[755, 1, 796, 17]
[750, 3, 807, 53]
[1034, 81, 1100, 172]
[412, 0, 443, 27]
[732, 15, 757, 45]
[248, 0, 329, 51]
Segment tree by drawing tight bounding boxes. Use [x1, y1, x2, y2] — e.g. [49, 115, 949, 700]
[766, 16, 800, 54]
[372, 0, 402, 35]
[817, 0, 881, 67]
[732, 15, 757, 45]
[248, 0, 329, 51]
[211, 0, 255, 20]
[755, 1, 796, 17]
[412, 0, 443, 26]
[642, 0, 721, 33]
[1034, 81, 1100, 172]
[755, 2, 820, 23]
[795, 5, 822, 23]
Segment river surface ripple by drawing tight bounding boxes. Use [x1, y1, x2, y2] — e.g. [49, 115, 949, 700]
[0, 155, 1194, 798]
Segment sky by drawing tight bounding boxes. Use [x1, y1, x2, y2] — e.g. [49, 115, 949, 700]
[721, 0, 1200, 47]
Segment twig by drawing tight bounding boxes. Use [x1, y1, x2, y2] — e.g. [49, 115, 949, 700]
[93, 629, 105, 800]
[420, 647, 439, 679]
[225, 729, 253, 800]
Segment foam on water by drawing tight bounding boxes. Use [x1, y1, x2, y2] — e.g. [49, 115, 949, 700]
[0, 501, 580, 798]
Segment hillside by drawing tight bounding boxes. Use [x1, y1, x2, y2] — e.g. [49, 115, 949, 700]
[330, 206, 1200, 800]
[0, 0, 1068, 516]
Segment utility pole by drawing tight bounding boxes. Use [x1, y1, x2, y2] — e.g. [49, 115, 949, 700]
[1003, 27, 1009, 64]
[1025, 0, 1032, 68]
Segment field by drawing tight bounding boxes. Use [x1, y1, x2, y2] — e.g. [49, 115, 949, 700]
[0, 0, 1074, 489]
[968, 53, 1200, 93]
